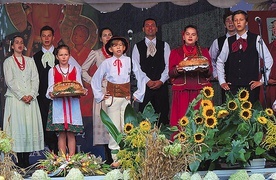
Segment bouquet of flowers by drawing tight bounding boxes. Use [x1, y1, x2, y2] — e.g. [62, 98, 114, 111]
[101, 103, 201, 179]
[173, 87, 276, 172]
[37, 151, 111, 177]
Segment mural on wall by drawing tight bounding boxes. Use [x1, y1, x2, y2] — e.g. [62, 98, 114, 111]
[0, 3, 104, 160]
[1, 3, 98, 117]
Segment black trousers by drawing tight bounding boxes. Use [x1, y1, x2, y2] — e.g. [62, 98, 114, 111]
[139, 82, 169, 126]
[228, 85, 260, 104]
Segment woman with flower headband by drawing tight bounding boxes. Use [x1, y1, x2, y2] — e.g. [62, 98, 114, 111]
[81, 27, 113, 163]
[168, 25, 213, 127]
[3, 35, 44, 168]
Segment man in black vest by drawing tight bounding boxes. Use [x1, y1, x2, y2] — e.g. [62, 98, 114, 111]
[132, 18, 170, 126]
[33, 26, 59, 154]
[217, 10, 273, 104]
[209, 11, 236, 80]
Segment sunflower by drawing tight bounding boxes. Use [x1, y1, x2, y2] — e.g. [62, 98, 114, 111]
[227, 100, 238, 111]
[124, 123, 134, 134]
[139, 120, 151, 132]
[265, 108, 274, 117]
[202, 106, 215, 118]
[194, 116, 204, 125]
[179, 116, 189, 127]
[238, 88, 249, 101]
[257, 116, 268, 125]
[217, 109, 229, 118]
[239, 109, 252, 121]
[241, 101, 252, 110]
[194, 133, 205, 143]
[205, 116, 217, 128]
[178, 132, 187, 142]
[202, 86, 214, 99]
[201, 99, 213, 107]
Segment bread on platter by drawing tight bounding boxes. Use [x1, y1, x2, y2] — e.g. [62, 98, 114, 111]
[53, 80, 87, 97]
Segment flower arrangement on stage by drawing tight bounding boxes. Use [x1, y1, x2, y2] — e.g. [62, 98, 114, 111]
[37, 151, 111, 177]
[0, 129, 24, 180]
[100, 103, 200, 179]
[172, 87, 276, 172]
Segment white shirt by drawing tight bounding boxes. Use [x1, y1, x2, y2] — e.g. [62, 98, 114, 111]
[209, 32, 234, 78]
[217, 31, 273, 85]
[132, 37, 170, 83]
[91, 55, 146, 103]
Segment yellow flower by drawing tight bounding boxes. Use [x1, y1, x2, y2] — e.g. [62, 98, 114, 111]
[217, 109, 229, 118]
[205, 116, 217, 128]
[227, 100, 238, 111]
[240, 109, 252, 121]
[202, 86, 214, 98]
[241, 101, 252, 110]
[139, 120, 151, 132]
[194, 133, 205, 143]
[257, 116, 267, 125]
[265, 108, 274, 117]
[238, 88, 249, 101]
[201, 99, 213, 107]
[124, 123, 134, 134]
[178, 132, 187, 142]
[202, 106, 215, 118]
[194, 116, 204, 125]
[179, 116, 189, 127]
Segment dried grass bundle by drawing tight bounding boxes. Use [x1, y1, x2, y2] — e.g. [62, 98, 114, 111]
[139, 128, 198, 180]
[0, 153, 24, 180]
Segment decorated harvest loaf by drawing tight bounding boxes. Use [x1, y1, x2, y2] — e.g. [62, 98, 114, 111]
[53, 80, 86, 97]
[178, 56, 209, 67]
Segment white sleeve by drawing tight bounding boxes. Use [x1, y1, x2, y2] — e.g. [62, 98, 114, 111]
[217, 39, 230, 85]
[91, 63, 106, 103]
[209, 39, 219, 78]
[132, 44, 150, 83]
[81, 50, 96, 84]
[160, 42, 170, 83]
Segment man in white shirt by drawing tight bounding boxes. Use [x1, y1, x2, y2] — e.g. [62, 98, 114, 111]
[132, 18, 170, 126]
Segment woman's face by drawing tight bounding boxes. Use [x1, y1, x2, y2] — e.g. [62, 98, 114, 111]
[183, 27, 198, 46]
[100, 29, 113, 45]
[12, 37, 24, 54]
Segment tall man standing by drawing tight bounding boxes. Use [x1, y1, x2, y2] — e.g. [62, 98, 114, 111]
[217, 10, 273, 104]
[132, 18, 170, 126]
[33, 25, 80, 153]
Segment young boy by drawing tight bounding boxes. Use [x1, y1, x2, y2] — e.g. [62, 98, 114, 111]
[91, 37, 145, 167]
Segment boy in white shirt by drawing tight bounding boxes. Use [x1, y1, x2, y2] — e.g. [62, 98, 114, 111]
[91, 37, 146, 167]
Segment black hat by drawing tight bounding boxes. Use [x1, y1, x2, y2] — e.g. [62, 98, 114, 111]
[105, 37, 129, 56]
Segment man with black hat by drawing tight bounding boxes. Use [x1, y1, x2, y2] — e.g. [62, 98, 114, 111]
[91, 36, 146, 167]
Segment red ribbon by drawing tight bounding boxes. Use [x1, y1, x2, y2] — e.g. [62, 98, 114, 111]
[232, 37, 248, 52]
[62, 97, 72, 130]
[113, 59, 122, 75]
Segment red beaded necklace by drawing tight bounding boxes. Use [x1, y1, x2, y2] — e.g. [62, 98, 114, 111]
[13, 55, 25, 71]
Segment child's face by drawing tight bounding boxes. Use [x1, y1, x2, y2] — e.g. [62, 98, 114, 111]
[109, 40, 126, 58]
[12, 37, 24, 54]
[56, 48, 70, 65]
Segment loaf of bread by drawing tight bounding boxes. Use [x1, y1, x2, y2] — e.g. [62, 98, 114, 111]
[53, 80, 86, 97]
[178, 56, 209, 67]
